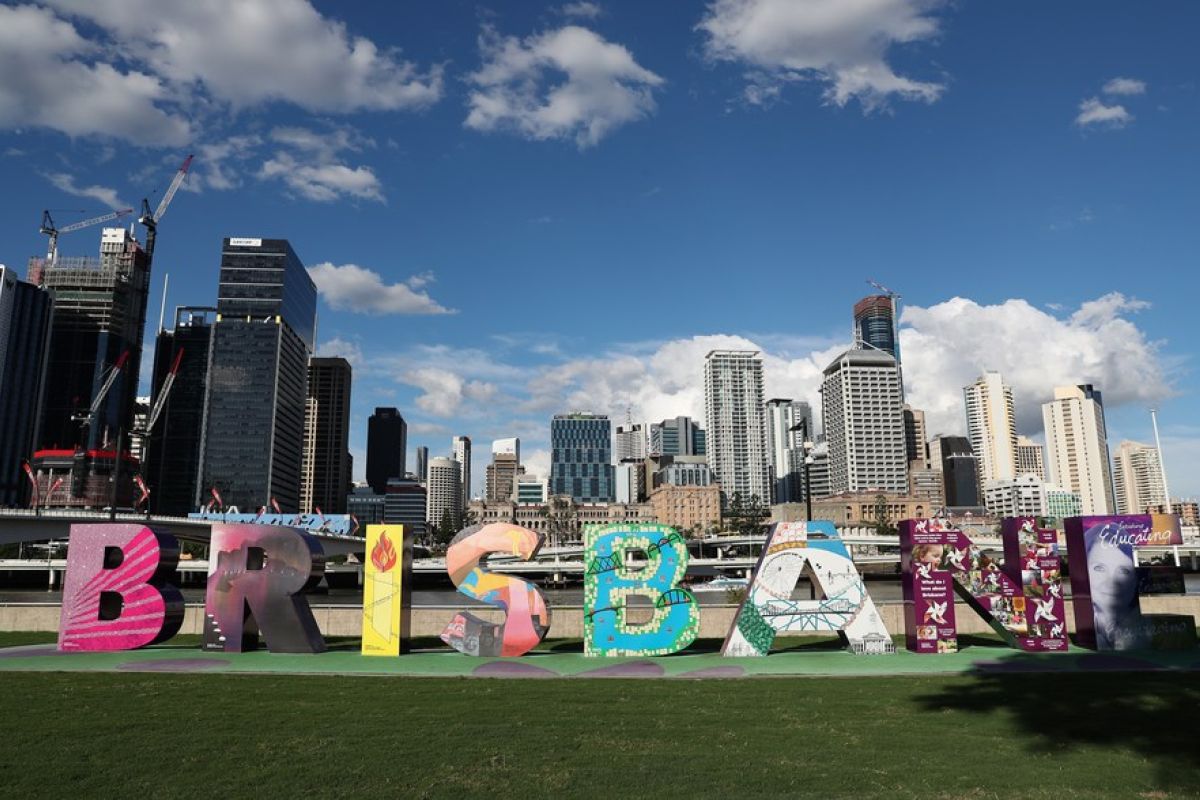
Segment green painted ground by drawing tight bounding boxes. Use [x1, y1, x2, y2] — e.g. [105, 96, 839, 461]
[1, 666, 1198, 798]
[2, 631, 1198, 678]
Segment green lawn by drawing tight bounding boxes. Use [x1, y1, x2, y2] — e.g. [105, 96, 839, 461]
[1, 631, 1198, 798]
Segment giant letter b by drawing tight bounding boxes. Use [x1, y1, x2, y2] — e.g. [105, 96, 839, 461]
[58, 524, 184, 652]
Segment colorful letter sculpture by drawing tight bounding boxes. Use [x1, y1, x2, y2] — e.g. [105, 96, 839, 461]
[584, 523, 699, 656]
[361, 525, 413, 656]
[203, 524, 326, 653]
[723, 521, 892, 656]
[900, 517, 1068, 654]
[1065, 514, 1196, 651]
[440, 523, 551, 657]
[57, 524, 184, 652]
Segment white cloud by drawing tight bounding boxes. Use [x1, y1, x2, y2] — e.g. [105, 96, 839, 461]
[900, 293, 1169, 436]
[403, 368, 497, 417]
[193, 135, 263, 191]
[316, 336, 364, 366]
[0, 5, 191, 145]
[259, 152, 384, 202]
[465, 24, 664, 147]
[1076, 97, 1133, 128]
[43, 0, 443, 113]
[1103, 77, 1146, 96]
[562, 2, 604, 18]
[307, 262, 456, 315]
[697, 0, 947, 111]
[43, 172, 129, 209]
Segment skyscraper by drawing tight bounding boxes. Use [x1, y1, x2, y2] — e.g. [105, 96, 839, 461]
[1042, 384, 1115, 515]
[415, 446, 429, 483]
[426, 456, 463, 530]
[1112, 440, 1166, 515]
[704, 350, 769, 503]
[144, 306, 215, 515]
[902, 405, 927, 467]
[821, 349, 908, 495]
[366, 407, 406, 495]
[765, 398, 811, 504]
[452, 435, 472, 501]
[198, 237, 316, 513]
[384, 476, 426, 538]
[648, 416, 706, 457]
[963, 371, 1019, 485]
[301, 357, 352, 514]
[1016, 435, 1046, 480]
[929, 435, 981, 507]
[614, 423, 647, 462]
[853, 294, 899, 361]
[0, 266, 53, 507]
[550, 412, 614, 502]
[486, 437, 522, 501]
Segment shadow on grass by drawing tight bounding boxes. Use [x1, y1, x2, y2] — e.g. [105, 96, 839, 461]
[915, 665, 1200, 792]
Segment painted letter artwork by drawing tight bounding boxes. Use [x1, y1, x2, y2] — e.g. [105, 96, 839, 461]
[723, 521, 892, 656]
[48, 516, 1195, 660]
[440, 523, 551, 657]
[900, 516, 1068, 654]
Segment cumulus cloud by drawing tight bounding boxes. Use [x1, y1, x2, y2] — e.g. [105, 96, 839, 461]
[1075, 97, 1133, 128]
[465, 24, 664, 147]
[900, 293, 1169, 436]
[404, 367, 497, 417]
[697, 0, 947, 111]
[42, 0, 443, 113]
[1103, 77, 1146, 96]
[307, 263, 456, 315]
[43, 172, 129, 209]
[561, 2, 604, 18]
[0, 5, 191, 145]
[316, 336, 364, 366]
[258, 152, 384, 202]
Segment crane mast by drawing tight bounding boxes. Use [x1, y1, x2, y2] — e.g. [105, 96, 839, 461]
[40, 208, 133, 264]
[139, 154, 193, 258]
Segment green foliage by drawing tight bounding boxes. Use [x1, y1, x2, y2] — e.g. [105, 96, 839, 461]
[726, 491, 769, 537]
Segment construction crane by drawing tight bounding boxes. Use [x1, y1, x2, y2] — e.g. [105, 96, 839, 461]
[141, 348, 184, 436]
[138, 154, 193, 258]
[866, 278, 900, 300]
[72, 350, 130, 441]
[40, 208, 134, 264]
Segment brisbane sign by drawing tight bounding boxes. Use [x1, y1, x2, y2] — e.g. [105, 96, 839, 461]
[55, 515, 1194, 658]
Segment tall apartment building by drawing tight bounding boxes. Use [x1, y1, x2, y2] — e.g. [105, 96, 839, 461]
[648, 415, 706, 457]
[452, 435, 472, 501]
[614, 423, 647, 462]
[765, 398, 810, 504]
[0, 266, 52, 507]
[1042, 384, 1115, 515]
[198, 237, 316, 512]
[903, 405, 928, 467]
[821, 349, 907, 495]
[704, 350, 769, 503]
[144, 307, 215, 515]
[853, 294, 899, 361]
[1016, 435, 1046, 480]
[486, 437, 522, 501]
[963, 371, 1019, 484]
[550, 413, 614, 502]
[366, 407, 406, 495]
[1112, 440, 1166, 515]
[300, 357, 352, 514]
[984, 474, 1047, 517]
[426, 456, 463, 529]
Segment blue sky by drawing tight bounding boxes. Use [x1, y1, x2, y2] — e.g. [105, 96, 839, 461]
[1, 0, 1197, 498]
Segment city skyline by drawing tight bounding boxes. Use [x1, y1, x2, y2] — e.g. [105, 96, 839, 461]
[0, 2, 1197, 498]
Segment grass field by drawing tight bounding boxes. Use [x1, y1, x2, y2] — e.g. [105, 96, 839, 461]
[2, 632, 1198, 799]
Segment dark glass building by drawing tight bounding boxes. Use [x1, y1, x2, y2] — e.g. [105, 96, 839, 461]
[648, 416, 706, 457]
[931, 435, 981, 507]
[550, 413, 614, 502]
[0, 267, 53, 506]
[144, 307, 216, 515]
[302, 357, 352, 514]
[366, 407, 406, 495]
[854, 295, 899, 362]
[198, 237, 316, 512]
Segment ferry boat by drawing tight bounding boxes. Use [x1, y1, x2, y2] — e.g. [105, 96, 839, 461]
[689, 575, 749, 592]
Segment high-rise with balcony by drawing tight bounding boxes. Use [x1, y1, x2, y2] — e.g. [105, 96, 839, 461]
[300, 357, 352, 514]
[198, 237, 316, 513]
[765, 398, 811, 504]
[704, 351, 769, 504]
[550, 413, 614, 502]
[615, 423, 647, 462]
[486, 437, 521, 501]
[821, 349, 907, 495]
[1042, 384, 1115, 515]
[366, 407, 406, 495]
[426, 456, 463, 530]
[963, 371, 1019, 485]
[1112, 440, 1166, 515]
[1016, 435, 1046, 480]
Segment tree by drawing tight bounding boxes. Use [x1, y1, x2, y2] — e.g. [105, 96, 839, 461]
[873, 493, 897, 536]
[435, 508, 457, 547]
[543, 494, 577, 545]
